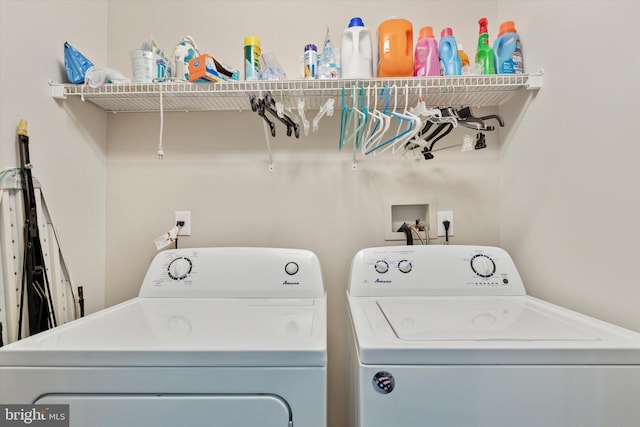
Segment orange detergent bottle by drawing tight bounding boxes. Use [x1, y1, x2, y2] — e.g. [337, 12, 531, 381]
[377, 18, 413, 77]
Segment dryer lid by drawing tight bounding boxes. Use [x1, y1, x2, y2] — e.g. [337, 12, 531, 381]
[0, 297, 326, 367]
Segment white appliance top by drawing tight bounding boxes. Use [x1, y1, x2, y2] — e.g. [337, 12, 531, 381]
[348, 245, 640, 365]
[0, 247, 326, 367]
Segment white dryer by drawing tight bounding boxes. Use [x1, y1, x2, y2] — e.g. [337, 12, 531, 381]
[0, 247, 326, 427]
[347, 245, 640, 427]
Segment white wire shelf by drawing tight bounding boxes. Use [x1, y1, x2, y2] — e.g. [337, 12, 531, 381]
[50, 73, 542, 113]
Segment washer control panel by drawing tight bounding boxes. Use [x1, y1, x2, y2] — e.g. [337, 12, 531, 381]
[349, 245, 525, 297]
[139, 247, 324, 298]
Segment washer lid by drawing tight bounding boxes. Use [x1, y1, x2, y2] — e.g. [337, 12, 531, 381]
[0, 297, 326, 367]
[378, 298, 599, 341]
[348, 295, 640, 365]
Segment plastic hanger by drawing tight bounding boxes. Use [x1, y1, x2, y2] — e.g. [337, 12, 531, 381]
[363, 86, 391, 153]
[264, 93, 300, 138]
[342, 85, 367, 149]
[365, 85, 414, 155]
[297, 98, 311, 136]
[312, 98, 335, 133]
[250, 95, 276, 137]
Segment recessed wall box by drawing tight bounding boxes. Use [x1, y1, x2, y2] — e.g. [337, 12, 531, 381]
[384, 197, 437, 241]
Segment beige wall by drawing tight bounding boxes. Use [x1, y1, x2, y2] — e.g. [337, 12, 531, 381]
[0, 0, 107, 313]
[2, 1, 639, 427]
[498, 0, 640, 331]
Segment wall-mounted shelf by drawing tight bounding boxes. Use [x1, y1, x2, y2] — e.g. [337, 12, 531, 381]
[50, 73, 542, 113]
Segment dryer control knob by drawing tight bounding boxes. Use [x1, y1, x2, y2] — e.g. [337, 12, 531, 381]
[168, 256, 192, 280]
[285, 262, 299, 275]
[397, 259, 412, 274]
[471, 254, 496, 278]
[374, 260, 389, 274]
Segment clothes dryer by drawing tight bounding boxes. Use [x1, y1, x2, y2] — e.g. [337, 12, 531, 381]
[1, 247, 326, 427]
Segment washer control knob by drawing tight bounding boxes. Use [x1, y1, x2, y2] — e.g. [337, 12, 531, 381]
[167, 257, 192, 280]
[285, 262, 299, 275]
[471, 254, 496, 278]
[374, 260, 389, 274]
[397, 259, 412, 274]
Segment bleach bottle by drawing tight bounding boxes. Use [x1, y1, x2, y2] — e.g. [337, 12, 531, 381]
[439, 28, 462, 76]
[414, 26, 439, 77]
[493, 21, 524, 74]
[341, 17, 373, 78]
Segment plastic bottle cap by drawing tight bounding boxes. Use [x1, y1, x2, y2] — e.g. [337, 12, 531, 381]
[498, 21, 517, 36]
[419, 26, 435, 39]
[478, 17, 488, 34]
[348, 17, 364, 28]
[305, 44, 318, 52]
[244, 36, 260, 47]
[441, 27, 453, 38]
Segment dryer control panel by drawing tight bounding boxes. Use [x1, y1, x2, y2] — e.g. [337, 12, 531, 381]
[348, 245, 526, 297]
[139, 247, 324, 298]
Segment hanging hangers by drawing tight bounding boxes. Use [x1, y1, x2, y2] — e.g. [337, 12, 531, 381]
[341, 85, 367, 149]
[365, 84, 414, 155]
[264, 93, 300, 138]
[250, 95, 276, 137]
[297, 98, 311, 136]
[363, 85, 391, 154]
[250, 93, 300, 138]
[312, 98, 335, 133]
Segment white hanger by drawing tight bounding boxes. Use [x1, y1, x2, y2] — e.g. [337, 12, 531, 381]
[312, 98, 335, 132]
[297, 98, 310, 136]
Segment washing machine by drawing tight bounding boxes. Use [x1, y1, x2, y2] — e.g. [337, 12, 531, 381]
[347, 245, 640, 427]
[0, 247, 326, 427]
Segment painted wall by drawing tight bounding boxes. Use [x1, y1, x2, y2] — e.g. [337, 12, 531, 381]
[498, 0, 640, 331]
[1, 1, 639, 427]
[0, 0, 107, 314]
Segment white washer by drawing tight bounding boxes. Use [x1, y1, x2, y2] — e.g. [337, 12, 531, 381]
[347, 245, 640, 427]
[0, 247, 326, 427]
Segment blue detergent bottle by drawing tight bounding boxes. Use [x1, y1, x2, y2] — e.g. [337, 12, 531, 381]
[493, 21, 524, 74]
[439, 28, 462, 76]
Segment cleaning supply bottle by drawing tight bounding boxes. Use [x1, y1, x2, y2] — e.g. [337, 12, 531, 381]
[414, 26, 439, 77]
[457, 43, 470, 74]
[475, 18, 495, 74]
[341, 17, 373, 78]
[244, 36, 261, 80]
[439, 28, 462, 76]
[493, 21, 524, 74]
[318, 26, 339, 79]
[377, 18, 413, 77]
[303, 44, 318, 79]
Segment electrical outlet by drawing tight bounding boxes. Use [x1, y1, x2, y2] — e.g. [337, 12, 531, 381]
[175, 211, 191, 236]
[437, 211, 454, 237]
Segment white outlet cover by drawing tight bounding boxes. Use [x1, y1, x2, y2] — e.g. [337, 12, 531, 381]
[175, 211, 191, 236]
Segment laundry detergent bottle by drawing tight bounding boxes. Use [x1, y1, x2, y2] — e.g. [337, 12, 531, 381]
[341, 17, 373, 78]
[439, 27, 462, 76]
[475, 17, 495, 74]
[377, 18, 413, 77]
[414, 26, 439, 77]
[493, 21, 524, 74]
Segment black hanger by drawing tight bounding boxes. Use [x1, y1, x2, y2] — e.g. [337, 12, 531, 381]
[455, 106, 504, 131]
[250, 96, 276, 137]
[264, 93, 300, 138]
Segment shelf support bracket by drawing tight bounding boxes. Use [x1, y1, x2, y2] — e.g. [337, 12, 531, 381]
[49, 80, 67, 100]
[527, 69, 544, 90]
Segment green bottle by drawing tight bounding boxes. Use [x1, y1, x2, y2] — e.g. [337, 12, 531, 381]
[475, 17, 495, 74]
